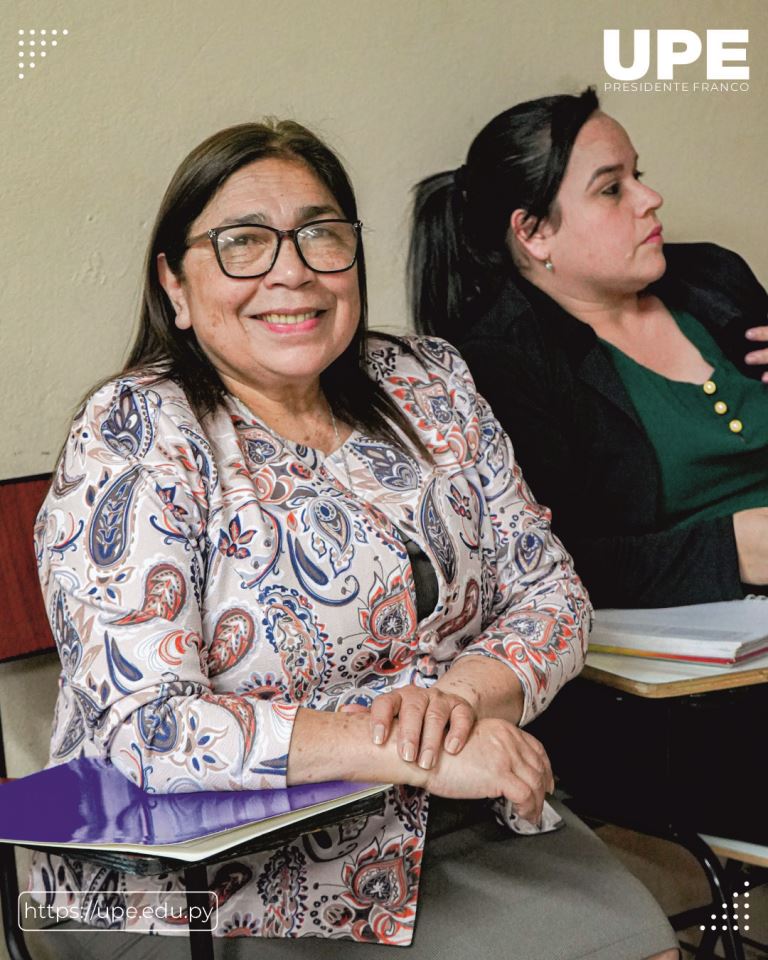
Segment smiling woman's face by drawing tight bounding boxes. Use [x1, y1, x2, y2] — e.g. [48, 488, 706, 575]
[543, 112, 666, 299]
[159, 157, 361, 400]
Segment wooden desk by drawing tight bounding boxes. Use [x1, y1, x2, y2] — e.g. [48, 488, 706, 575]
[539, 646, 768, 960]
[527, 648, 768, 846]
[583, 649, 768, 698]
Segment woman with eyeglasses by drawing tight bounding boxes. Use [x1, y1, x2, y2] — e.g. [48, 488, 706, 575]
[409, 88, 768, 609]
[32, 120, 677, 959]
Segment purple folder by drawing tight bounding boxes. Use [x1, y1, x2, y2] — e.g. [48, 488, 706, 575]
[0, 757, 384, 855]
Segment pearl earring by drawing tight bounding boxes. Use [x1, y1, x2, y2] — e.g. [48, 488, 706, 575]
[544, 258, 554, 272]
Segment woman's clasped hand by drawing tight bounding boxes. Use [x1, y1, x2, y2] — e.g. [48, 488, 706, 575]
[733, 506, 768, 585]
[745, 325, 768, 382]
[419, 718, 555, 823]
[343, 682, 555, 824]
[345, 684, 478, 763]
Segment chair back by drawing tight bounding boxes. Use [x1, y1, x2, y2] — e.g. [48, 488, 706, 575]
[0, 475, 54, 663]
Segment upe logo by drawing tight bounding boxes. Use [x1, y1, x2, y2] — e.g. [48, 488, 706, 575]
[603, 29, 749, 81]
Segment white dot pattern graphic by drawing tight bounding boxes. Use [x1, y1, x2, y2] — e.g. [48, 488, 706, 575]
[699, 883, 751, 937]
[15, 27, 68, 78]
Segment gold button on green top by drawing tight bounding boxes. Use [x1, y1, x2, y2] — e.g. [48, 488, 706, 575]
[714, 400, 728, 415]
[729, 418, 743, 434]
[702, 380, 717, 395]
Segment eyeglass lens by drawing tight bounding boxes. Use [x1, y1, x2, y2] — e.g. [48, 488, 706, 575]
[216, 221, 358, 276]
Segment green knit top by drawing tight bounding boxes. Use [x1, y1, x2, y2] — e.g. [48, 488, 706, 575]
[601, 309, 768, 529]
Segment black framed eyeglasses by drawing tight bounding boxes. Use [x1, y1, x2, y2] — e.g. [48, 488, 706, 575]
[185, 218, 363, 279]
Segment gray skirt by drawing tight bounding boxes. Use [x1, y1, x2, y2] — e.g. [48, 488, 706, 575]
[27, 798, 677, 960]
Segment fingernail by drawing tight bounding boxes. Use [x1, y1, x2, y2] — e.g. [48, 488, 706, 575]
[418, 749, 434, 770]
[402, 743, 416, 762]
[746, 330, 757, 339]
[373, 724, 385, 745]
[446, 737, 460, 754]
[745, 353, 757, 363]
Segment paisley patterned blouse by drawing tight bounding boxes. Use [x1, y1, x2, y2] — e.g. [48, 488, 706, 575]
[31, 335, 590, 944]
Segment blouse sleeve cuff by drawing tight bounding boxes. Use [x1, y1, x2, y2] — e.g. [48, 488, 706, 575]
[240, 701, 301, 790]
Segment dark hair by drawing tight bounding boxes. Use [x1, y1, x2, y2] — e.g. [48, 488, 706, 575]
[408, 88, 600, 342]
[124, 119, 426, 455]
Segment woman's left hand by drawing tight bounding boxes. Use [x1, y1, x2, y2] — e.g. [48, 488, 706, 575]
[745, 326, 768, 382]
[345, 687, 477, 770]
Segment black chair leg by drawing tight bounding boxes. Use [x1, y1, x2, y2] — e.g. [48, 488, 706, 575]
[694, 926, 719, 959]
[0, 845, 34, 960]
[670, 832, 745, 960]
[184, 863, 214, 960]
[0, 709, 32, 960]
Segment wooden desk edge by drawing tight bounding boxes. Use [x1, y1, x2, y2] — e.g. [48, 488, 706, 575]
[581, 663, 768, 698]
[700, 838, 768, 869]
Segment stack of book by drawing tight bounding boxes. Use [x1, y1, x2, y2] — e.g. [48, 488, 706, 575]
[589, 599, 768, 667]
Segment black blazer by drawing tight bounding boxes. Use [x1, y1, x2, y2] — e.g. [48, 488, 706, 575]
[456, 243, 768, 607]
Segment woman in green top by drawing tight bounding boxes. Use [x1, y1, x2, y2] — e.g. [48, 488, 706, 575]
[409, 87, 768, 607]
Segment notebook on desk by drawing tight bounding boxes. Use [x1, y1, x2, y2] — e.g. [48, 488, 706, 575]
[0, 757, 389, 862]
[589, 598, 768, 666]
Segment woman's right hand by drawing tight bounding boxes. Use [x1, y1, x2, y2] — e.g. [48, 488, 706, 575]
[733, 507, 768, 585]
[422, 717, 554, 824]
